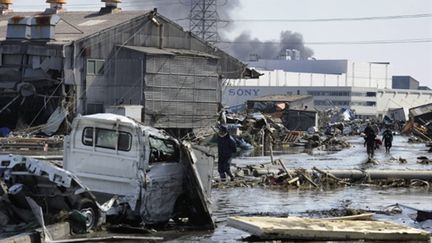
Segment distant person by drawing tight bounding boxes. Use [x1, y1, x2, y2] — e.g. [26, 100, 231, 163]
[0, 127, 11, 137]
[364, 124, 376, 159]
[217, 126, 237, 181]
[382, 128, 394, 153]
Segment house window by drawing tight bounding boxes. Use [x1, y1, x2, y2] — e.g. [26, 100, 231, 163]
[82, 127, 132, 151]
[87, 59, 105, 75]
[149, 136, 179, 163]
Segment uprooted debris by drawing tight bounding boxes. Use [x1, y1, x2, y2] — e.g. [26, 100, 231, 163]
[213, 160, 432, 190]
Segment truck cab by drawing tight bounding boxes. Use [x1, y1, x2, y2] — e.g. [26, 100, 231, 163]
[63, 114, 213, 226]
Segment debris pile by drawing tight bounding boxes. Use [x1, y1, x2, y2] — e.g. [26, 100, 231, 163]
[0, 155, 99, 237]
[303, 134, 351, 151]
[0, 136, 63, 155]
[214, 161, 432, 190]
[403, 103, 432, 142]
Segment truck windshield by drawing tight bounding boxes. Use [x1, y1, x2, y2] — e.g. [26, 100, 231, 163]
[148, 136, 179, 163]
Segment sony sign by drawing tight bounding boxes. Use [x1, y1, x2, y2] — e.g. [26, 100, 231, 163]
[228, 89, 260, 97]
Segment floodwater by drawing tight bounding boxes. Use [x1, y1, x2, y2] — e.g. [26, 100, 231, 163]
[171, 186, 432, 242]
[233, 135, 432, 170]
[171, 135, 432, 242]
[74, 135, 432, 242]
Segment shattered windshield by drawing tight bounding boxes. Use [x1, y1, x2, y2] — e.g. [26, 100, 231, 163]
[148, 136, 179, 163]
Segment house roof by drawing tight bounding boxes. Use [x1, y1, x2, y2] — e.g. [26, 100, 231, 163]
[0, 10, 148, 43]
[0, 9, 259, 79]
[247, 95, 313, 103]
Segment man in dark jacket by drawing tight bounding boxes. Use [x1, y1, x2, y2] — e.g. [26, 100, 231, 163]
[364, 124, 376, 159]
[217, 126, 237, 181]
[382, 128, 393, 153]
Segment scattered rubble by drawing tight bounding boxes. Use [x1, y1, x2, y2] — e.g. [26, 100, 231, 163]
[214, 160, 432, 190]
[417, 156, 432, 165]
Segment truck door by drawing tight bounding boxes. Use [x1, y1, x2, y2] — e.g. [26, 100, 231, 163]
[68, 125, 142, 205]
[141, 136, 184, 224]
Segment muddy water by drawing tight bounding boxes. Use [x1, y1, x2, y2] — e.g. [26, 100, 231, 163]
[171, 135, 432, 242]
[171, 186, 432, 242]
[92, 135, 432, 242]
[233, 135, 432, 170]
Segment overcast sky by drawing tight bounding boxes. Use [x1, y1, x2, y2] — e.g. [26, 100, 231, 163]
[14, 0, 432, 86]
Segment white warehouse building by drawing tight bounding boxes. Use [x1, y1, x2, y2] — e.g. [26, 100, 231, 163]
[223, 59, 432, 119]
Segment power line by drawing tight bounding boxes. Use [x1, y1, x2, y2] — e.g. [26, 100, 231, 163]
[176, 13, 432, 22]
[218, 38, 432, 45]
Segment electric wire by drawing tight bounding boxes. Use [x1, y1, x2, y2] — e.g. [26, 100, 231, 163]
[217, 38, 432, 45]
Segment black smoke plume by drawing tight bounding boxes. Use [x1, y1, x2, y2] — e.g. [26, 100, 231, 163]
[226, 30, 314, 61]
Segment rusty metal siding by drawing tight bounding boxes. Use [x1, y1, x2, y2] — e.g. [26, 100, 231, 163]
[143, 55, 220, 129]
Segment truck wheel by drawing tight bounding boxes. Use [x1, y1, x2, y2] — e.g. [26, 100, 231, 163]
[76, 198, 99, 230]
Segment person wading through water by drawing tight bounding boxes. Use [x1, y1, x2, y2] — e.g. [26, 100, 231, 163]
[382, 127, 394, 153]
[364, 123, 377, 160]
[217, 126, 237, 181]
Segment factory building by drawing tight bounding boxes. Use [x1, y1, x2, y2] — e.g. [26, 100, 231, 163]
[224, 59, 432, 119]
[0, 0, 257, 132]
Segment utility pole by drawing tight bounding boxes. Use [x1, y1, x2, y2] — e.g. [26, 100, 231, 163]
[189, 0, 219, 44]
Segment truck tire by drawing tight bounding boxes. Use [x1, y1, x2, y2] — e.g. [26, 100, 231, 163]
[76, 198, 99, 230]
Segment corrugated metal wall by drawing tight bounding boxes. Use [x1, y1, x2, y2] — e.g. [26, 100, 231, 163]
[111, 58, 144, 106]
[144, 55, 220, 128]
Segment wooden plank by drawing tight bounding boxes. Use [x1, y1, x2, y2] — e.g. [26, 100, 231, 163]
[324, 213, 375, 221]
[227, 216, 430, 241]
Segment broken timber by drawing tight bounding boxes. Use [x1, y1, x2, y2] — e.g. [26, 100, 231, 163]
[227, 216, 431, 241]
[320, 170, 432, 181]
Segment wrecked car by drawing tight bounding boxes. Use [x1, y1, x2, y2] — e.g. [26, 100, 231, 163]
[1, 114, 214, 232]
[63, 114, 214, 228]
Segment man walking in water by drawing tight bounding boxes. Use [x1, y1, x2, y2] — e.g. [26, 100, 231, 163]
[382, 127, 394, 153]
[364, 123, 376, 160]
[217, 126, 237, 181]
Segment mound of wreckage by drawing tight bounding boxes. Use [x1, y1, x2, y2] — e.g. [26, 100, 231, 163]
[0, 114, 215, 242]
[199, 106, 356, 157]
[213, 159, 432, 190]
[402, 103, 432, 152]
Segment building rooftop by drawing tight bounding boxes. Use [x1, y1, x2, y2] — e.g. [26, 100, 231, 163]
[0, 10, 149, 42]
[246, 59, 349, 74]
[247, 95, 312, 103]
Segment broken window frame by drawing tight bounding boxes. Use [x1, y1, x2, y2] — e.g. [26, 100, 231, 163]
[148, 136, 180, 164]
[86, 59, 105, 76]
[82, 127, 132, 152]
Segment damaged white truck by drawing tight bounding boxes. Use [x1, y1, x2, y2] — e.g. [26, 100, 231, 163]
[0, 114, 215, 232]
